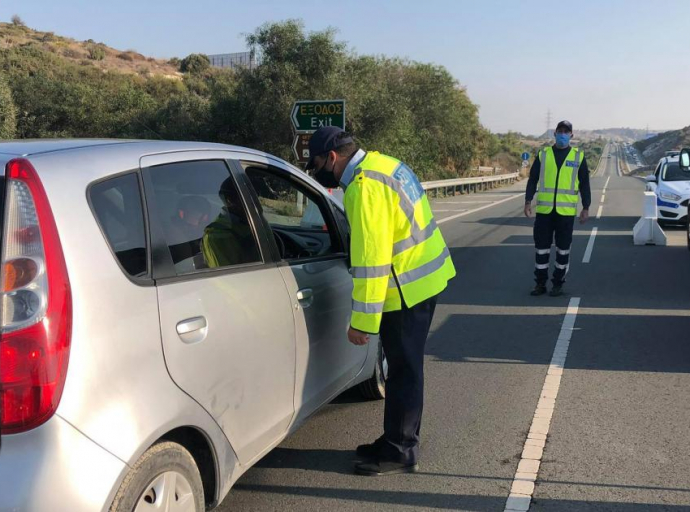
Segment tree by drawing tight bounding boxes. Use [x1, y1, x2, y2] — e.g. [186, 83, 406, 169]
[0, 76, 17, 139]
[180, 54, 210, 75]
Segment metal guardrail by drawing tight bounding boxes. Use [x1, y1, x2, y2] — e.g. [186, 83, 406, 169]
[422, 172, 520, 195]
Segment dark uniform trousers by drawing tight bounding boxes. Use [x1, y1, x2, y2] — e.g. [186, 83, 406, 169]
[378, 294, 438, 465]
[534, 211, 575, 286]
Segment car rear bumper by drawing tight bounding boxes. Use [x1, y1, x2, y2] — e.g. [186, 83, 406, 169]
[0, 414, 126, 512]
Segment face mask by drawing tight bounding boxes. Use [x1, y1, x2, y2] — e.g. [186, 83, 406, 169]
[313, 160, 340, 189]
[555, 133, 571, 148]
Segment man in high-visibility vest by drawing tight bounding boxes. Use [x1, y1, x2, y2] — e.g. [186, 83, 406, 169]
[525, 120, 591, 296]
[306, 126, 456, 476]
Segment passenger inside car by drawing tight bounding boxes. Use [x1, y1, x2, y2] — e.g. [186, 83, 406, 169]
[202, 177, 258, 268]
[167, 195, 212, 272]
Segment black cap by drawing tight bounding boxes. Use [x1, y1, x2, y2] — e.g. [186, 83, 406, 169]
[556, 120, 573, 132]
[305, 127, 353, 170]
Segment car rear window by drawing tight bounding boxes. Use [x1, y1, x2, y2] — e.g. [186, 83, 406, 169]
[89, 173, 148, 278]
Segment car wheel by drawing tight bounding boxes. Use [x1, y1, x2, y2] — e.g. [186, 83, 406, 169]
[110, 442, 204, 512]
[358, 341, 387, 400]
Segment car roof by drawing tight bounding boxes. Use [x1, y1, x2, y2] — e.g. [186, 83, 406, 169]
[0, 139, 265, 158]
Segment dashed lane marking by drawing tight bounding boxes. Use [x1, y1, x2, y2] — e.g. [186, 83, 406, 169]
[504, 298, 581, 512]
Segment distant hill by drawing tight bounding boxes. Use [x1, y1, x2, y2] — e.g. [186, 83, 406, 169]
[0, 21, 180, 78]
[633, 126, 690, 165]
[538, 128, 660, 143]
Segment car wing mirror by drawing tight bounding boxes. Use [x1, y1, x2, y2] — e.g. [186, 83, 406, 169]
[644, 175, 657, 183]
[680, 148, 690, 172]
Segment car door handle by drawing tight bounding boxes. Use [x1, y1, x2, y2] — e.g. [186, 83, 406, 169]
[176, 316, 207, 338]
[296, 288, 314, 308]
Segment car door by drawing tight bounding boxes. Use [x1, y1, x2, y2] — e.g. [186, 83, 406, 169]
[237, 158, 367, 421]
[141, 152, 296, 465]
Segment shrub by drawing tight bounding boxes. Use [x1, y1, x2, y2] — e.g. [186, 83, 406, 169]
[180, 53, 210, 75]
[41, 32, 56, 43]
[11, 15, 26, 27]
[117, 52, 134, 62]
[88, 45, 106, 61]
[0, 77, 17, 139]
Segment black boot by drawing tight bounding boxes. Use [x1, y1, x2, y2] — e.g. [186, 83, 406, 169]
[530, 283, 547, 296]
[549, 284, 564, 297]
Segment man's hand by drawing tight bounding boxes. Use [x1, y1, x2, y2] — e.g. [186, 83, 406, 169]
[524, 202, 533, 217]
[348, 327, 370, 346]
[579, 208, 589, 224]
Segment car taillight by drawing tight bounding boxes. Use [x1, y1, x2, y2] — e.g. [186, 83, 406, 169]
[0, 159, 72, 434]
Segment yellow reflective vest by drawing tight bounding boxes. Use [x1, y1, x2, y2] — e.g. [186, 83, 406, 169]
[535, 146, 584, 216]
[343, 152, 456, 334]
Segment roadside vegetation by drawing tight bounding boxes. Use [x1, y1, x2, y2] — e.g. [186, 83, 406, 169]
[1, 18, 575, 180]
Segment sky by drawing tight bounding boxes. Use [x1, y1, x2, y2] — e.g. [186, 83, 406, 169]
[2, 0, 689, 135]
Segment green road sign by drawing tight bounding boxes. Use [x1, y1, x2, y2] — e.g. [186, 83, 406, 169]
[291, 100, 345, 132]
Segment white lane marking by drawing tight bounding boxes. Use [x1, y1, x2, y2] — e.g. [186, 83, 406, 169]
[600, 194, 605, 203]
[604, 176, 610, 191]
[596, 205, 603, 219]
[504, 298, 581, 512]
[582, 227, 598, 263]
[437, 193, 524, 225]
[434, 200, 494, 204]
[433, 209, 468, 213]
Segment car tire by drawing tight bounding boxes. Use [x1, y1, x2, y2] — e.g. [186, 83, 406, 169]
[110, 441, 205, 512]
[358, 341, 387, 400]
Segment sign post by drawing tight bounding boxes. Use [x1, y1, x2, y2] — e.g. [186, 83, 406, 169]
[291, 99, 346, 165]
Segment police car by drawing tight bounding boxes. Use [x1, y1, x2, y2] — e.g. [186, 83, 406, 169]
[645, 154, 690, 226]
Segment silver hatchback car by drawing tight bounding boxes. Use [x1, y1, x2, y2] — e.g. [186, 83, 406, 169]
[0, 140, 386, 512]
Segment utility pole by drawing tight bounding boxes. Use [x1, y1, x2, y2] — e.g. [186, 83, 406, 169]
[546, 109, 552, 138]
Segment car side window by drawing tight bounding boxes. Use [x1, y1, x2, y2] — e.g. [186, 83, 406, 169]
[244, 165, 342, 261]
[147, 160, 262, 274]
[90, 173, 148, 278]
[655, 163, 662, 179]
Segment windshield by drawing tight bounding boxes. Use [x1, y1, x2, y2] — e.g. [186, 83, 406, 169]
[662, 162, 690, 182]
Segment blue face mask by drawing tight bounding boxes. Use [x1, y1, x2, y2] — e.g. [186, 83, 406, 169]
[555, 133, 571, 148]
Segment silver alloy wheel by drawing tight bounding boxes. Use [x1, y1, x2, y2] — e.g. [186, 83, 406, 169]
[134, 471, 196, 512]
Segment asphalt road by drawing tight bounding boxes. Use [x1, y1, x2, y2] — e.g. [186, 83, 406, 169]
[218, 144, 690, 511]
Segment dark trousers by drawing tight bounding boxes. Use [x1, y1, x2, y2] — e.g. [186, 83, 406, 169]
[378, 295, 438, 465]
[534, 212, 575, 286]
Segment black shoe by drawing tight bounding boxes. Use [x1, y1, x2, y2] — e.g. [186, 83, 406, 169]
[549, 285, 564, 297]
[356, 438, 384, 459]
[354, 459, 419, 476]
[530, 284, 547, 296]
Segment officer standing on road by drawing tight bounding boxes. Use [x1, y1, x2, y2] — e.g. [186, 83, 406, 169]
[306, 126, 456, 476]
[525, 120, 591, 296]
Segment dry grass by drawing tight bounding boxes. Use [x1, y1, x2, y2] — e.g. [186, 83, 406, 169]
[0, 21, 182, 78]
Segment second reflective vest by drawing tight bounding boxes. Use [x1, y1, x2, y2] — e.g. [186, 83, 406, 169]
[343, 152, 456, 334]
[535, 146, 584, 216]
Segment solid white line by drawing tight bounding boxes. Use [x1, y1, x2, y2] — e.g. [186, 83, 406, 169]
[436, 193, 524, 225]
[582, 227, 598, 263]
[596, 205, 603, 219]
[504, 298, 581, 512]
